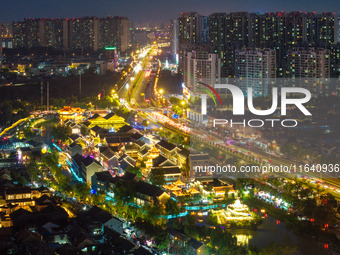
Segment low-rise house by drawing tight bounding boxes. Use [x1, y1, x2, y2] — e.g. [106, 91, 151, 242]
[91, 171, 116, 195]
[10, 205, 69, 230]
[187, 238, 209, 255]
[124, 144, 139, 158]
[0, 212, 12, 228]
[89, 125, 108, 144]
[71, 153, 84, 176]
[118, 154, 136, 171]
[189, 154, 210, 178]
[0, 169, 12, 182]
[156, 139, 178, 162]
[105, 136, 133, 147]
[69, 123, 82, 135]
[69, 134, 81, 143]
[177, 148, 190, 168]
[4, 186, 50, 208]
[136, 140, 146, 151]
[138, 145, 151, 161]
[69, 142, 83, 157]
[212, 185, 236, 199]
[130, 132, 143, 142]
[150, 166, 181, 184]
[80, 156, 102, 184]
[66, 223, 97, 250]
[39, 222, 70, 245]
[99, 147, 119, 170]
[152, 155, 177, 168]
[77, 206, 127, 236]
[116, 124, 135, 134]
[167, 228, 189, 250]
[134, 181, 169, 206]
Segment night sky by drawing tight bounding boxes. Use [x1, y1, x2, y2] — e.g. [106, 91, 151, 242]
[2, 0, 340, 24]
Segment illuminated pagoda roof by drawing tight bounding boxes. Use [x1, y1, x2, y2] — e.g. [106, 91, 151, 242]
[173, 179, 185, 186]
[188, 187, 200, 194]
[163, 184, 181, 191]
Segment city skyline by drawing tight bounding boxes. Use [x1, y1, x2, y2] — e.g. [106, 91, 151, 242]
[1, 0, 340, 24]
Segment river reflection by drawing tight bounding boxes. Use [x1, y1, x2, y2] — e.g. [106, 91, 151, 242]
[228, 216, 335, 255]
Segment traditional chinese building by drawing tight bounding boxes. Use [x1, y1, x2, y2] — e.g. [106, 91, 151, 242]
[87, 113, 127, 130]
[58, 106, 85, 122]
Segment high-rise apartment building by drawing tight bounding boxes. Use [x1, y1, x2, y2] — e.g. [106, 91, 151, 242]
[10, 16, 130, 52]
[112, 16, 130, 52]
[13, 21, 26, 48]
[0, 38, 2, 69]
[0, 22, 13, 49]
[0, 23, 13, 39]
[338, 15, 340, 43]
[206, 11, 338, 78]
[288, 48, 330, 78]
[39, 18, 63, 48]
[182, 49, 221, 93]
[330, 43, 340, 78]
[67, 17, 99, 51]
[209, 13, 228, 76]
[178, 12, 202, 46]
[235, 48, 276, 97]
[170, 19, 179, 63]
[315, 12, 338, 47]
[209, 12, 250, 77]
[99, 17, 115, 49]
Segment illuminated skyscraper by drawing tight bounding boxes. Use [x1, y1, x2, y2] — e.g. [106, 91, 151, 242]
[288, 48, 330, 78]
[39, 18, 63, 48]
[112, 16, 130, 52]
[0, 38, 2, 69]
[99, 17, 115, 49]
[170, 19, 179, 62]
[183, 49, 221, 93]
[207, 11, 338, 78]
[67, 17, 99, 51]
[0, 23, 13, 49]
[315, 12, 338, 47]
[178, 12, 202, 46]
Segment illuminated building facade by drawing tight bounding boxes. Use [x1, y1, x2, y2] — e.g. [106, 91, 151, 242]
[58, 106, 85, 122]
[235, 48, 276, 97]
[67, 17, 99, 51]
[288, 48, 330, 78]
[10, 16, 130, 52]
[87, 113, 127, 130]
[182, 49, 221, 93]
[205, 11, 338, 77]
[99, 17, 115, 49]
[0, 22, 13, 49]
[112, 16, 130, 52]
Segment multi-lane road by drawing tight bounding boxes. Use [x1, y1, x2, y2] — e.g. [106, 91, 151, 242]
[117, 44, 340, 199]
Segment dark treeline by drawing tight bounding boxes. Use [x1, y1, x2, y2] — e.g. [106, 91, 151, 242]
[0, 68, 121, 101]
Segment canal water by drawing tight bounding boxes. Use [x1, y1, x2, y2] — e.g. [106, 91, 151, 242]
[228, 216, 336, 255]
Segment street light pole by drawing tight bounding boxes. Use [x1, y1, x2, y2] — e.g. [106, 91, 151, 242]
[40, 79, 44, 111]
[79, 72, 82, 98]
[47, 82, 49, 112]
